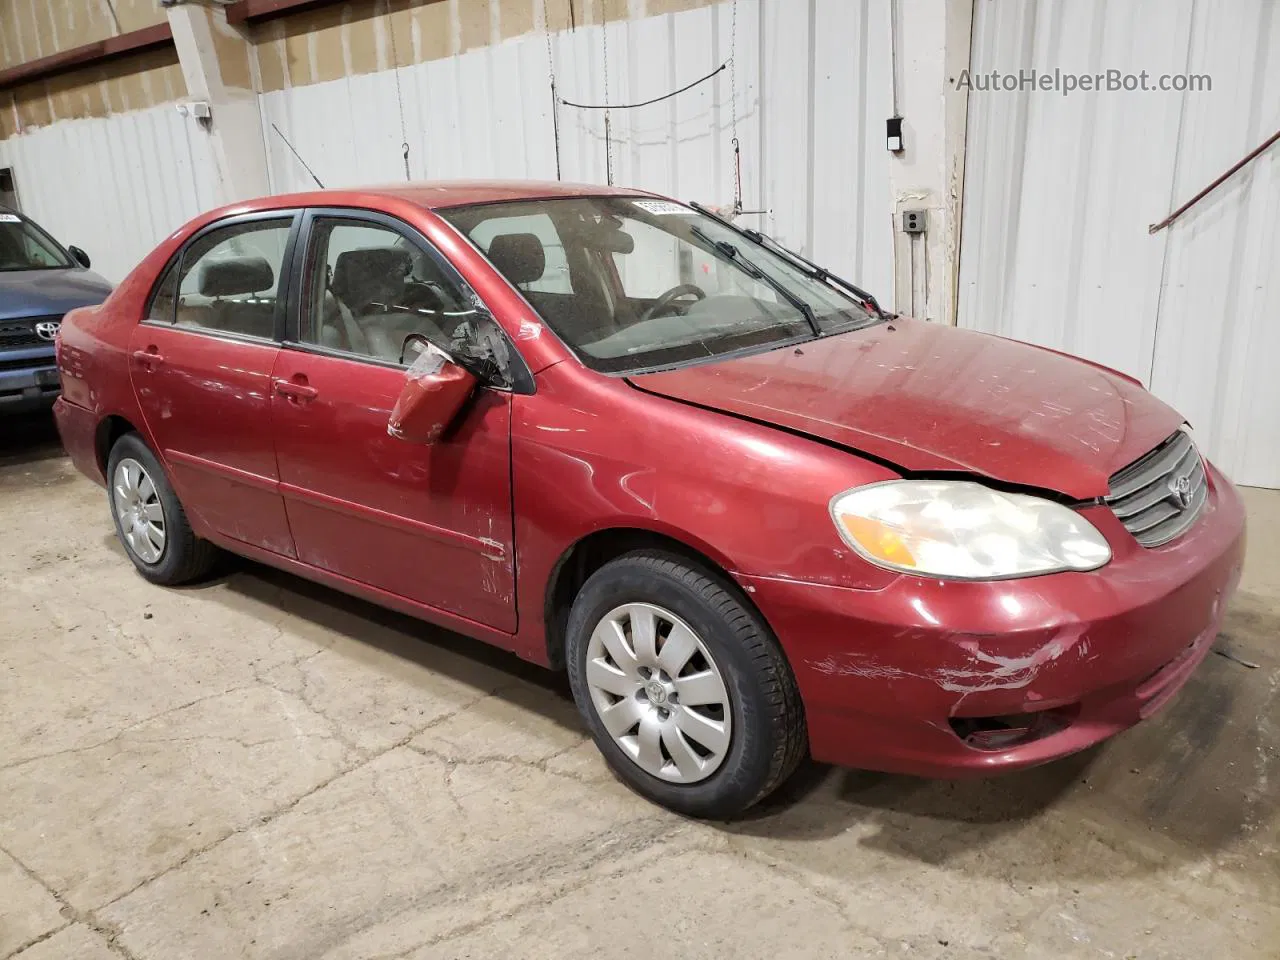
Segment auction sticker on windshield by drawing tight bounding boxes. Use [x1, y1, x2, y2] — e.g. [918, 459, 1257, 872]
[632, 200, 689, 216]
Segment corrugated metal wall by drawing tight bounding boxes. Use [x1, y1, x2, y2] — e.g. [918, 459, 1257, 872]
[959, 0, 1280, 488]
[0, 105, 221, 283]
[259, 0, 895, 297]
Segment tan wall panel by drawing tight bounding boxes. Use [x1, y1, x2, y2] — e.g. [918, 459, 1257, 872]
[411, 0, 453, 62]
[251, 0, 718, 93]
[210, 16, 255, 91]
[0, 0, 169, 71]
[458, 0, 492, 52]
[645, 0, 717, 16]
[4, 47, 186, 135]
[498, 0, 535, 42]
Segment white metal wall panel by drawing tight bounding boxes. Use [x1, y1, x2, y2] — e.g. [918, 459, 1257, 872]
[0, 105, 220, 283]
[959, 0, 1280, 488]
[1147, 0, 1280, 490]
[258, 0, 894, 298]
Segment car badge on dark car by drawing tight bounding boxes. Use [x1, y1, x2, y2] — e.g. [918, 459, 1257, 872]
[35, 321, 60, 341]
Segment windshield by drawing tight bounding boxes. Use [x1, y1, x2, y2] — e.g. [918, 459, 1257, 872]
[0, 213, 73, 271]
[441, 196, 880, 373]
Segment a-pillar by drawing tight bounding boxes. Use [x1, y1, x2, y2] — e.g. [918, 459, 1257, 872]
[166, 0, 271, 203]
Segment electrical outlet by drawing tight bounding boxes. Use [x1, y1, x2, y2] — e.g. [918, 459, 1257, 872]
[902, 209, 927, 234]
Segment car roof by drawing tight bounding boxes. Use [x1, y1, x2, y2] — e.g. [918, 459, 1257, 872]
[271, 179, 655, 211]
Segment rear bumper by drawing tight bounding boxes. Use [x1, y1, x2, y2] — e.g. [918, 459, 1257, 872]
[738, 463, 1247, 778]
[52, 396, 104, 485]
[0, 351, 59, 411]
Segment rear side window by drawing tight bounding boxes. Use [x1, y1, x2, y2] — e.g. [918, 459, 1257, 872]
[172, 219, 293, 339]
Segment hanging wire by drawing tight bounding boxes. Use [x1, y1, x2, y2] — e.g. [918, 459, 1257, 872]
[601, 1, 613, 185]
[559, 62, 727, 110]
[542, 0, 562, 179]
[726, 0, 764, 216]
[729, 0, 740, 213]
[388, 17, 411, 181]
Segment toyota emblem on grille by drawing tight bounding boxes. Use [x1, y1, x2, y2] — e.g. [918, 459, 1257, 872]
[1167, 474, 1193, 510]
[34, 321, 60, 341]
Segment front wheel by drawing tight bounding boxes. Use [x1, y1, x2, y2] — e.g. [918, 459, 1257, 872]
[565, 550, 806, 818]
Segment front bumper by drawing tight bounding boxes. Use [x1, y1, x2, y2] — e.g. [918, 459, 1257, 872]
[739, 463, 1246, 777]
[0, 347, 59, 411]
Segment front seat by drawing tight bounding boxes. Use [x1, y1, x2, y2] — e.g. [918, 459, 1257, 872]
[329, 247, 413, 358]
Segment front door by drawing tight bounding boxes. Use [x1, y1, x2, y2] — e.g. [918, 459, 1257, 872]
[129, 213, 298, 556]
[270, 211, 517, 632]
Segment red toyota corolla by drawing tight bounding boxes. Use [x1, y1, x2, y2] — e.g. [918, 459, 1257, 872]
[53, 181, 1245, 817]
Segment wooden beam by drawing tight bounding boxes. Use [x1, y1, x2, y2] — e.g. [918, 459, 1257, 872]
[0, 23, 174, 92]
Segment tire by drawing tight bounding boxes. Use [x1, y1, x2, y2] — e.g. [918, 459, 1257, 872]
[566, 550, 806, 818]
[106, 432, 218, 585]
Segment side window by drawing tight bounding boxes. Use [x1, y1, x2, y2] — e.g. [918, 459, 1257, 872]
[175, 218, 293, 339]
[303, 218, 482, 367]
[469, 213, 571, 294]
[146, 260, 180, 323]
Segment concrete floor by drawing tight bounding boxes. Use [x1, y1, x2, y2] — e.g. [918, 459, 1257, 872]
[1, 413, 1276, 960]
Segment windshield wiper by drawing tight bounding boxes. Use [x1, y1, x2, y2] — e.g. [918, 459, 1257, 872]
[687, 225, 821, 337]
[689, 202, 890, 319]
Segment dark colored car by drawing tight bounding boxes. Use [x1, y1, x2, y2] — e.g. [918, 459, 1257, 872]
[53, 182, 1245, 818]
[0, 208, 111, 412]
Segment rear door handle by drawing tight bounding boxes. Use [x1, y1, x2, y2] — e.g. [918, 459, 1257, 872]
[275, 379, 318, 401]
[132, 348, 164, 367]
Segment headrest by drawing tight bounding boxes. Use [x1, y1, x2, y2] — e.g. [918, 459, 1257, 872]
[487, 233, 545, 285]
[331, 247, 412, 308]
[199, 256, 274, 297]
[587, 227, 634, 254]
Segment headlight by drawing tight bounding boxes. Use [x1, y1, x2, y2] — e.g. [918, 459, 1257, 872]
[830, 480, 1111, 580]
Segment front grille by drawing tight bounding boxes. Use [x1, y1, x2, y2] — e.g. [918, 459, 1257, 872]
[0, 315, 59, 348]
[1104, 429, 1207, 547]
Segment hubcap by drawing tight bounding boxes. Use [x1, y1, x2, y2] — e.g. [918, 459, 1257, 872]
[112, 458, 166, 564]
[584, 602, 732, 784]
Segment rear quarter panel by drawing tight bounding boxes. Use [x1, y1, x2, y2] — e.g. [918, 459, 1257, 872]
[54, 210, 235, 471]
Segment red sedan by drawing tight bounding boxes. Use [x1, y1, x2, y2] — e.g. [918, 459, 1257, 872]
[53, 181, 1245, 817]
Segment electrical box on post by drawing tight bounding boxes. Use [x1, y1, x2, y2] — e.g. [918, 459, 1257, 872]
[902, 209, 927, 234]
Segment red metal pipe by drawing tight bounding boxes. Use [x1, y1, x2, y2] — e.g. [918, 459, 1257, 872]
[0, 23, 174, 93]
[1149, 128, 1280, 234]
[225, 0, 369, 26]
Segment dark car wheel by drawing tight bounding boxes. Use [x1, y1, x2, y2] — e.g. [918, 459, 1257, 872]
[107, 433, 218, 585]
[566, 550, 806, 818]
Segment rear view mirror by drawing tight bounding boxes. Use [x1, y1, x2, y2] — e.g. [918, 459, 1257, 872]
[388, 334, 476, 444]
[68, 246, 91, 269]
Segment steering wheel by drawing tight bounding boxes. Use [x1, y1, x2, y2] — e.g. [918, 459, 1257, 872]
[639, 283, 706, 323]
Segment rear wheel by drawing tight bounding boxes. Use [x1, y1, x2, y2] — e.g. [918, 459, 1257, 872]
[107, 433, 218, 585]
[566, 550, 806, 818]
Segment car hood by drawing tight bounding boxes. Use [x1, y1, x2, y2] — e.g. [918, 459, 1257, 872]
[627, 318, 1183, 500]
[0, 268, 113, 322]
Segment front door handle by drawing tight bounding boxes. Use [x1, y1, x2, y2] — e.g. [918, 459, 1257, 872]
[275, 378, 318, 401]
[132, 348, 164, 367]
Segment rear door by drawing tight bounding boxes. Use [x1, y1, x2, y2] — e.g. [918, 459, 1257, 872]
[270, 208, 517, 632]
[129, 212, 299, 556]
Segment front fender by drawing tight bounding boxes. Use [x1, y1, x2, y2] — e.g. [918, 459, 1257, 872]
[508, 363, 899, 662]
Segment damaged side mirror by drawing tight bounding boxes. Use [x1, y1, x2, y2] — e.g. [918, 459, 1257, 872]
[387, 334, 477, 444]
